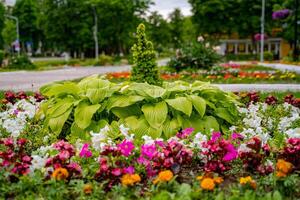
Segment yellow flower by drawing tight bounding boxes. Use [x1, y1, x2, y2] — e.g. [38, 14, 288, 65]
[196, 176, 203, 181]
[52, 168, 69, 181]
[276, 159, 293, 175]
[83, 184, 93, 195]
[200, 178, 215, 191]
[121, 174, 141, 186]
[239, 176, 256, 189]
[153, 170, 174, 184]
[213, 177, 224, 184]
[240, 176, 252, 185]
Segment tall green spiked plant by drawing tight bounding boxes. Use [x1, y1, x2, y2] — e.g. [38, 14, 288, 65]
[39, 76, 240, 140]
[130, 23, 161, 85]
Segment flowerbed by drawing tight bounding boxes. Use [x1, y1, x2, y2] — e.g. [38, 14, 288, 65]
[0, 89, 300, 199]
[106, 63, 300, 84]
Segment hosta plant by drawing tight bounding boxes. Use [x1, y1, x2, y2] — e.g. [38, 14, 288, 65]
[39, 76, 239, 140]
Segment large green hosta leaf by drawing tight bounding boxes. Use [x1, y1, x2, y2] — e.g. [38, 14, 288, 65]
[124, 116, 162, 138]
[162, 117, 180, 138]
[166, 97, 193, 116]
[111, 104, 142, 118]
[142, 101, 168, 129]
[47, 98, 74, 118]
[129, 83, 166, 99]
[199, 116, 220, 133]
[189, 95, 206, 118]
[215, 107, 235, 124]
[42, 82, 80, 97]
[107, 95, 144, 110]
[48, 108, 73, 134]
[74, 101, 101, 129]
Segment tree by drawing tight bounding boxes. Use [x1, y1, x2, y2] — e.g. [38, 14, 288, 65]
[2, 20, 17, 49]
[130, 24, 161, 85]
[12, 0, 41, 53]
[0, 3, 5, 49]
[169, 8, 184, 48]
[146, 11, 171, 51]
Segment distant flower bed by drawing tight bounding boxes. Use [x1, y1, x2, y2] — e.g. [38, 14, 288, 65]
[106, 63, 300, 84]
[0, 91, 300, 199]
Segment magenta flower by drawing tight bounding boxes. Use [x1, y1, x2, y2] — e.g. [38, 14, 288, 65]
[117, 140, 135, 157]
[123, 166, 135, 174]
[111, 168, 122, 176]
[223, 143, 238, 162]
[141, 144, 157, 159]
[176, 127, 195, 139]
[79, 143, 92, 158]
[231, 133, 243, 140]
[211, 132, 221, 142]
[137, 156, 150, 166]
[58, 150, 70, 160]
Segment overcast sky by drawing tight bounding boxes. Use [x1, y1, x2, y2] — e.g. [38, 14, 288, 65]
[150, 0, 192, 18]
[4, 0, 192, 18]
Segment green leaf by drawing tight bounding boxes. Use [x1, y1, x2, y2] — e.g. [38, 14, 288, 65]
[47, 98, 74, 118]
[166, 97, 192, 116]
[42, 82, 80, 97]
[215, 108, 235, 124]
[124, 116, 162, 138]
[273, 191, 282, 200]
[111, 105, 142, 118]
[129, 83, 166, 98]
[189, 95, 206, 118]
[199, 116, 219, 133]
[48, 108, 72, 134]
[74, 101, 101, 129]
[162, 117, 180, 138]
[142, 101, 168, 129]
[86, 88, 109, 104]
[107, 95, 144, 110]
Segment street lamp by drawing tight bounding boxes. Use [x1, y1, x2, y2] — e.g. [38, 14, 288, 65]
[260, 0, 266, 62]
[5, 14, 20, 56]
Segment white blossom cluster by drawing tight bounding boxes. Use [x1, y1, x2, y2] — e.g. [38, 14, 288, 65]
[0, 97, 41, 138]
[231, 102, 300, 144]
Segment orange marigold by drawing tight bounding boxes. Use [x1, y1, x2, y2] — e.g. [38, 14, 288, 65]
[83, 184, 93, 195]
[153, 170, 174, 184]
[52, 168, 69, 181]
[121, 174, 141, 186]
[276, 159, 293, 176]
[239, 176, 256, 189]
[200, 178, 215, 191]
[213, 177, 224, 184]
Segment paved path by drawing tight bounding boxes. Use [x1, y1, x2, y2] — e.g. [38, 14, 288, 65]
[259, 62, 300, 74]
[1, 59, 300, 92]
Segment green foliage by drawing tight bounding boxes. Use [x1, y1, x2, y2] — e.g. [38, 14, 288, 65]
[169, 8, 184, 48]
[94, 54, 113, 66]
[0, 50, 4, 66]
[168, 41, 222, 72]
[2, 20, 17, 49]
[0, 3, 4, 49]
[130, 24, 162, 85]
[225, 52, 274, 61]
[40, 76, 239, 140]
[264, 52, 274, 61]
[7, 55, 37, 70]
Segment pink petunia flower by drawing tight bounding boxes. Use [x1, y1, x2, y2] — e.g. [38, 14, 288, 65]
[79, 143, 92, 158]
[117, 140, 135, 157]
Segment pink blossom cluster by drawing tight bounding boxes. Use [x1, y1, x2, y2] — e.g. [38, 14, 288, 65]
[280, 138, 300, 170]
[239, 137, 273, 175]
[200, 132, 239, 174]
[2, 91, 44, 105]
[0, 138, 32, 175]
[45, 140, 81, 179]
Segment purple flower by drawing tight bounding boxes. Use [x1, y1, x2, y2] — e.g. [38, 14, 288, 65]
[141, 144, 157, 159]
[117, 140, 135, 157]
[111, 168, 122, 176]
[79, 143, 92, 158]
[254, 34, 268, 41]
[272, 9, 290, 20]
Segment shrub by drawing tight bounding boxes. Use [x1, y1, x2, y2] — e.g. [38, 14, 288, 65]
[225, 53, 257, 61]
[7, 55, 36, 70]
[264, 52, 274, 61]
[0, 50, 4, 66]
[168, 41, 222, 72]
[94, 54, 113, 66]
[130, 24, 161, 85]
[39, 76, 239, 140]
